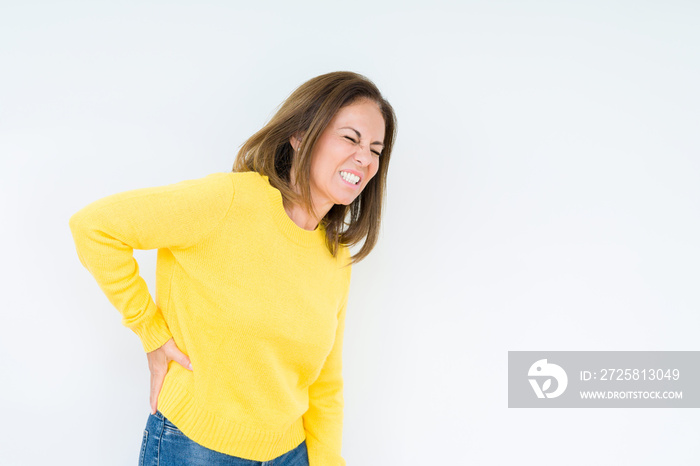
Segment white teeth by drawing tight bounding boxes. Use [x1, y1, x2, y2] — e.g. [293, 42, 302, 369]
[340, 171, 360, 185]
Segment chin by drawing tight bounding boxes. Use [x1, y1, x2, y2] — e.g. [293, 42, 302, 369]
[334, 195, 359, 206]
[329, 190, 360, 207]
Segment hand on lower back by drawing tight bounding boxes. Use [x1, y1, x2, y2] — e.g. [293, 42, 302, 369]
[146, 338, 193, 415]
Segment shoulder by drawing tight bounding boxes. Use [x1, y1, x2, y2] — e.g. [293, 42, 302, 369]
[181, 171, 267, 203]
[182, 171, 235, 205]
[161, 171, 234, 199]
[229, 170, 271, 193]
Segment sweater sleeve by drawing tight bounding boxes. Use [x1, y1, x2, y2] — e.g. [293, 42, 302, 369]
[68, 172, 235, 353]
[303, 268, 351, 466]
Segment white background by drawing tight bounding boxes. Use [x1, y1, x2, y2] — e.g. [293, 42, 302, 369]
[2, 1, 699, 464]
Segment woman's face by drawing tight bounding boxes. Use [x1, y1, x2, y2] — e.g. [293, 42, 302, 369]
[305, 99, 386, 211]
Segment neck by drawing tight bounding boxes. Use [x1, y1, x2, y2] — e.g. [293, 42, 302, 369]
[282, 199, 320, 231]
[285, 168, 333, 231]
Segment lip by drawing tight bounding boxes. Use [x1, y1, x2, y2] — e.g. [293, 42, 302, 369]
[338, 169, 363, 188]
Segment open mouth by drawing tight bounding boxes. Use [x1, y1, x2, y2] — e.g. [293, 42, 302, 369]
[339, 170, 361, 185]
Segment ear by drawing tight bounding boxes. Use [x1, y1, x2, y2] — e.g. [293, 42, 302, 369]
[289, 132, 304, 152]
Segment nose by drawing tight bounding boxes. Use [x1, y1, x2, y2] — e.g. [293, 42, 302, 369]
[353, 144, 373, 167]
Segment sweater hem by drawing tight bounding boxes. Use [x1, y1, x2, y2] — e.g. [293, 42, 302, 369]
[157, 373, 306, 462]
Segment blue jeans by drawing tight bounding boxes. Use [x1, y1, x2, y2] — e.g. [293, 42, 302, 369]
[139, 410, 309, 466]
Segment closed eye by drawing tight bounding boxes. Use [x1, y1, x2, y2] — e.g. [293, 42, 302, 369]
[345, 135, 381, 157]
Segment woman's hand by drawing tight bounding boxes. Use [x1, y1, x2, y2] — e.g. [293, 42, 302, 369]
[146, 338, 193, 415]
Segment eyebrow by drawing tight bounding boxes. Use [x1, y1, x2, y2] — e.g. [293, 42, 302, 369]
[340, 127, 385, 148]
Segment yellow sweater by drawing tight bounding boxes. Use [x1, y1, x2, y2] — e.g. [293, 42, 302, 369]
[69, 171, 351, 465]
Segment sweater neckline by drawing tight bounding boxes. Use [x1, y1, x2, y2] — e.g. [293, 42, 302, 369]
[258, 174, 326, 248]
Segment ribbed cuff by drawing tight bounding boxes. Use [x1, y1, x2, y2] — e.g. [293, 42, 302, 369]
[129, 301, 173, 353]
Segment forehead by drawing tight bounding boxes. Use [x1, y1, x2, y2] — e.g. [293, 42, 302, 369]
[330, 100, 385, 140]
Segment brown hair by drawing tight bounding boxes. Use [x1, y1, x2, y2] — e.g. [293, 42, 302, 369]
[232, 71, 397, 264]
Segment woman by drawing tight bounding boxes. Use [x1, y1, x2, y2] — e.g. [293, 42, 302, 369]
[69, 71, 396, 466]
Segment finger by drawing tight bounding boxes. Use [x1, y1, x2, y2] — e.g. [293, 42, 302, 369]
[150, 369, 165, 415]
[177, 354, 193, 371]
[167, 343, 193, 371]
